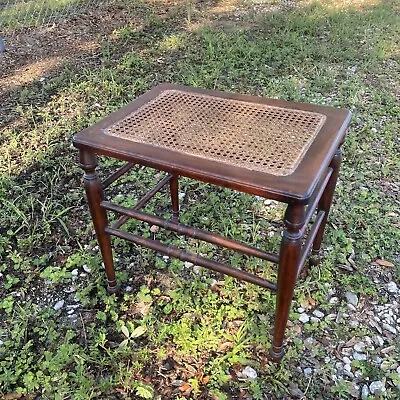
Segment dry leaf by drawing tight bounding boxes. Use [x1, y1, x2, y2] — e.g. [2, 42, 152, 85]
[179, 383, 191, 392]
[4, 394, 22, 400]
[217, 341, 234, 353]
[376, 259, 394, 268]
[202, 376, 210, 384]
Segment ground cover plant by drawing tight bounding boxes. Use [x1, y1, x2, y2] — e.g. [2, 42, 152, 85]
[0, 0, 399, 398]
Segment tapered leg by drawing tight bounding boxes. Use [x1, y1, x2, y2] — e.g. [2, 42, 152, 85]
[170, 173, 179, 221]
[270, 204, 305, 362]
[79, 150, 118, 294]
[310, 146, 343, 266]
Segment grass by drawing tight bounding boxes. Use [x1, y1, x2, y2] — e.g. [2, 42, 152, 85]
[0, 0, 400, 398]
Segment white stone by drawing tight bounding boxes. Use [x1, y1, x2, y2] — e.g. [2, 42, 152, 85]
[313, 310, 324, 318]
[343, 356, 351, 364]
[54, 300, 65, 311]
[353, 352, 367, 361]
[304, 367, 312, 377]
[0, 340, 3, 346]
[297, 307, 305, 313]
[71, 269, 79, 276]
[387, 281, 398, 293]
[329, 296, 339, 304]
[67, 309, 75, 315]
[354, 342, 365, 352]
[369, 381, 385, 394]
[162, 256, 169, 261]
[82, 265, 91, 273]
[178, 192, 186, 200]
[193, 265, 201, 274]
[344, 364, 352, 373]
[361, 385, 369, 399]
[299, 313, 310, 323]
[125, 286, 133, 292]
[373, 335, 384, 347]
[184, 261, 194, 268]
[242, 366, 257, 380]
[382, 323, 397, 334]
[346, 291, 358, 307]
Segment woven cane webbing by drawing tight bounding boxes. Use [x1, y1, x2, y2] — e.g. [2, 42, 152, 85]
[105, 90, 326, 176]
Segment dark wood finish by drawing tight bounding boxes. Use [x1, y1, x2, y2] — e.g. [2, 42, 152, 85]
[270, 204, 305, 361]
[170, 174, 179, 221]
[79, 150, 118, 293]
[102, 200, 280, 263]
[74, 84, 351, 363]
[113, 174, 172, 229]
[102, 162, 135, 189]
[105, 226, 277, 291]
[73, 84, 351, 204]
[310, 146, 343, 266]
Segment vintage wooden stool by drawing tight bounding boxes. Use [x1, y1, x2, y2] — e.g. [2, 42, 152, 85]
[73, 83, 351, 361]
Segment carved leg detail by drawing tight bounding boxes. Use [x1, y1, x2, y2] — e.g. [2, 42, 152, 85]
[310, 146, 343, 266]
[270, 204, 305, 362]
[170, 174, 179, 221]
[79, 150, 118, 293]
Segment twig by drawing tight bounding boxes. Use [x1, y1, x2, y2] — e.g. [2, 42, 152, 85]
[79, 312, 88, 349]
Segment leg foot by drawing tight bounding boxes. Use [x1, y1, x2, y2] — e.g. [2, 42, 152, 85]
[80, 150, 117, 291]
[270, 204, 305, 363]
[269, 346, 285, 362]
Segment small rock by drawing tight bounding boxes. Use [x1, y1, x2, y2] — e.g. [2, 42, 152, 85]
[54, 300, 65, 311]
[329, 296, 339, 304]
[373, 356, 383, 365]
[347, 304, 357, 312]
[387, 281, 398, 293]
[313, 310, 324, 318]
[344, 364, 352, 373]
[297, 307, 305, 313]
[150, 225, 159, 233]
[242, 366, 257, 380]
[82, 265, 91, 273]
[349, 383, 360, 398]
[355, 370, 363, 378]
[304, 367, 312, 377]
[304, 337, 315, 350]
[0, 340, 3, 346]
[299, 313, 310, 323]
[71, 269, 79, 276]
[193, 265, 201, 274]
[289, 382, 304, 398]
[361, 385, 369, 399]
[383, 323, 396, 334]
[67, 309, 75, 315]
[125, 286, 133, 292]
[353, 352, 367, 361]
[381, 345, 395, 354]
[369, 381, 385, 394]
[373, 335, 384, 347]
[343, 356, 351, 364]
[346, 291, 358, 307]
[396, 366, 400, 374]
[184, 261, 194, 268]
[162, 255, 169, 261]
[354, 342, 365, 352]
[178, 192, 186, 200]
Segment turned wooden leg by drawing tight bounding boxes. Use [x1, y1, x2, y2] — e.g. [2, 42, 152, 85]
[170, 173, 179, 221]
[79, 150, 118, 294]
[310, 146, 343, 266]
[270, 204, 305, 362]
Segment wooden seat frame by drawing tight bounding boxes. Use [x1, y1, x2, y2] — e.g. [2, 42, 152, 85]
[73, 84, 351, 362]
